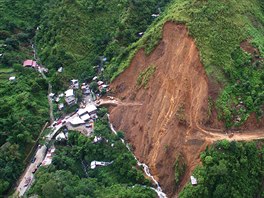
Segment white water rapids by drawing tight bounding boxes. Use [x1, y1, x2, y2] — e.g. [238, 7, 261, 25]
[107, 114, 167, 198]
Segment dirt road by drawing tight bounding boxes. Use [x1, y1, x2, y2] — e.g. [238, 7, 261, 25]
[108, 22, 264, 197]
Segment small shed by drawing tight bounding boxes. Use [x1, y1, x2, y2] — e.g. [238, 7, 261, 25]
[9, 76, 16, 81]
[71, 79, 79, 89]
[58, 103, 64, 111]
[56, 132, 66, 141]
[57, 67, 63, 73]
[190, 176, 197, 186]
[49, 93, 55, 98]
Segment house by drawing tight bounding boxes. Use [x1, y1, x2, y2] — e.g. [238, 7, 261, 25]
[9, 76, 16, 81]
[58, 103, 64, 111]
[81, 85, 90, 95]
[23, 60, 38, 68]
[57, 67, 63, 73]
[49, 93, 55, 98]
[138, 32, 144, 36]
[55, 132, 66, 141]
[71, 79, 79, 89]
[80, 113, 90, 121]
[190, 176, 197, 186]
[65, 89, 76, 105]
[86, 104, 97, 114]
[97, 81, 104, 86]
[77, 108, 87, 116]
[151, 13, 160, 17]
[78, 104, 97, 116]
[90, 160, 113, 169]
[68, 116, 85, 127]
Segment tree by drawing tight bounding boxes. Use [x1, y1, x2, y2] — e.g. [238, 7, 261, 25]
[90, 81, 98, 92]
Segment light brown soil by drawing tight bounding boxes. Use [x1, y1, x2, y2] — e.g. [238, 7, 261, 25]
[109, 22, 264, 197]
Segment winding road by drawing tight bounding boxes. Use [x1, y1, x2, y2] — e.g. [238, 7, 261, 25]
[100, 97, 264, 142]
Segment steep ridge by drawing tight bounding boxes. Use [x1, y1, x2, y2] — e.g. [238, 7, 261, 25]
[109, 22, 210, 196]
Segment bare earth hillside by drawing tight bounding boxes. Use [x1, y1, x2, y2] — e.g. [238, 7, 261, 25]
[109, 22, 264, 197]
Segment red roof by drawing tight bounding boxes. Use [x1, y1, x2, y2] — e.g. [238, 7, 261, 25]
[23, 60, 38, 67]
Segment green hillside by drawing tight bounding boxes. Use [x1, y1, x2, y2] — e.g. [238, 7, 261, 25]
[36, 0, 170, 91]
[106, 0, 264, 127]
[0, 0, 49, 195]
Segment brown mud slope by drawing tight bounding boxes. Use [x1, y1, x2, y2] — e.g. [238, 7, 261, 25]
[109, 22, 264, 196]
[109, 22, 210, 197]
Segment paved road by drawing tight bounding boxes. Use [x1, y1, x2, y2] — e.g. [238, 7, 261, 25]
[16, 145, 47, 197]
[15, 91, 98, 196]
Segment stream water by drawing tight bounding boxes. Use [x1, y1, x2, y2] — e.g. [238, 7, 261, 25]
[107, 114, 167, 198]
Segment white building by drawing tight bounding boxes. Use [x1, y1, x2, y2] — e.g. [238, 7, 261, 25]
[190, 176, 197, 186]
[65, 89, 76, 105]
[68, 116, 85, 126]
[49, 93, 55, 98]
[58, 103, 64, 111]
[80, 113, 90, 121]
[71, 79, 79, 89]
[56, 132, 66, 141]
[86, 104, 97, 114]
[90, 161, 113, 169]
[57, 67, 63, 73]
[9, 76, 16, 81]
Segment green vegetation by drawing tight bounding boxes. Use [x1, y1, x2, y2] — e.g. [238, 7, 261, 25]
[174, 153, 186, 185]
[28, 110, 155, 198]
[137, 65, 156, 88]
[0, 0, 49, 194]
[179, 140, 264, 198]
[106, 0, 264, 127]
[36, 0, 171, 91]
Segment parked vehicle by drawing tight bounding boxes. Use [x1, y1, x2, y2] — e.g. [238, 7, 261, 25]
[32, 167, 37, 174]
[31, 157, 36, 163]
[57, 119, 62, 125]
[52, 121, 57, 127]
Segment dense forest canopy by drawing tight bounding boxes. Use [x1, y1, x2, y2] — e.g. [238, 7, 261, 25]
[179, 140, 264, 198]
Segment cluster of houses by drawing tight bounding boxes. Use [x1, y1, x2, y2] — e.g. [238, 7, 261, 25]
[68, 104, 98, 127]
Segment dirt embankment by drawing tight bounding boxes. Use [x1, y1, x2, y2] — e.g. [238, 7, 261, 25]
[108, 22, 263, 197]
[109, 22, 209, 197]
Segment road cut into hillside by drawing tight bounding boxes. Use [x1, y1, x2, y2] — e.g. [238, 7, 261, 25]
[108, 22, 264, 197]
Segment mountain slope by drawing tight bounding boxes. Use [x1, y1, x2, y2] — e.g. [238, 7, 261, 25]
[110, 22, 210, 196]
[107, 0, 264, 128]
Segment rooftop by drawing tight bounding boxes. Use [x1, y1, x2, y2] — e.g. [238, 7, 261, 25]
[65, 89, 74, 97]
